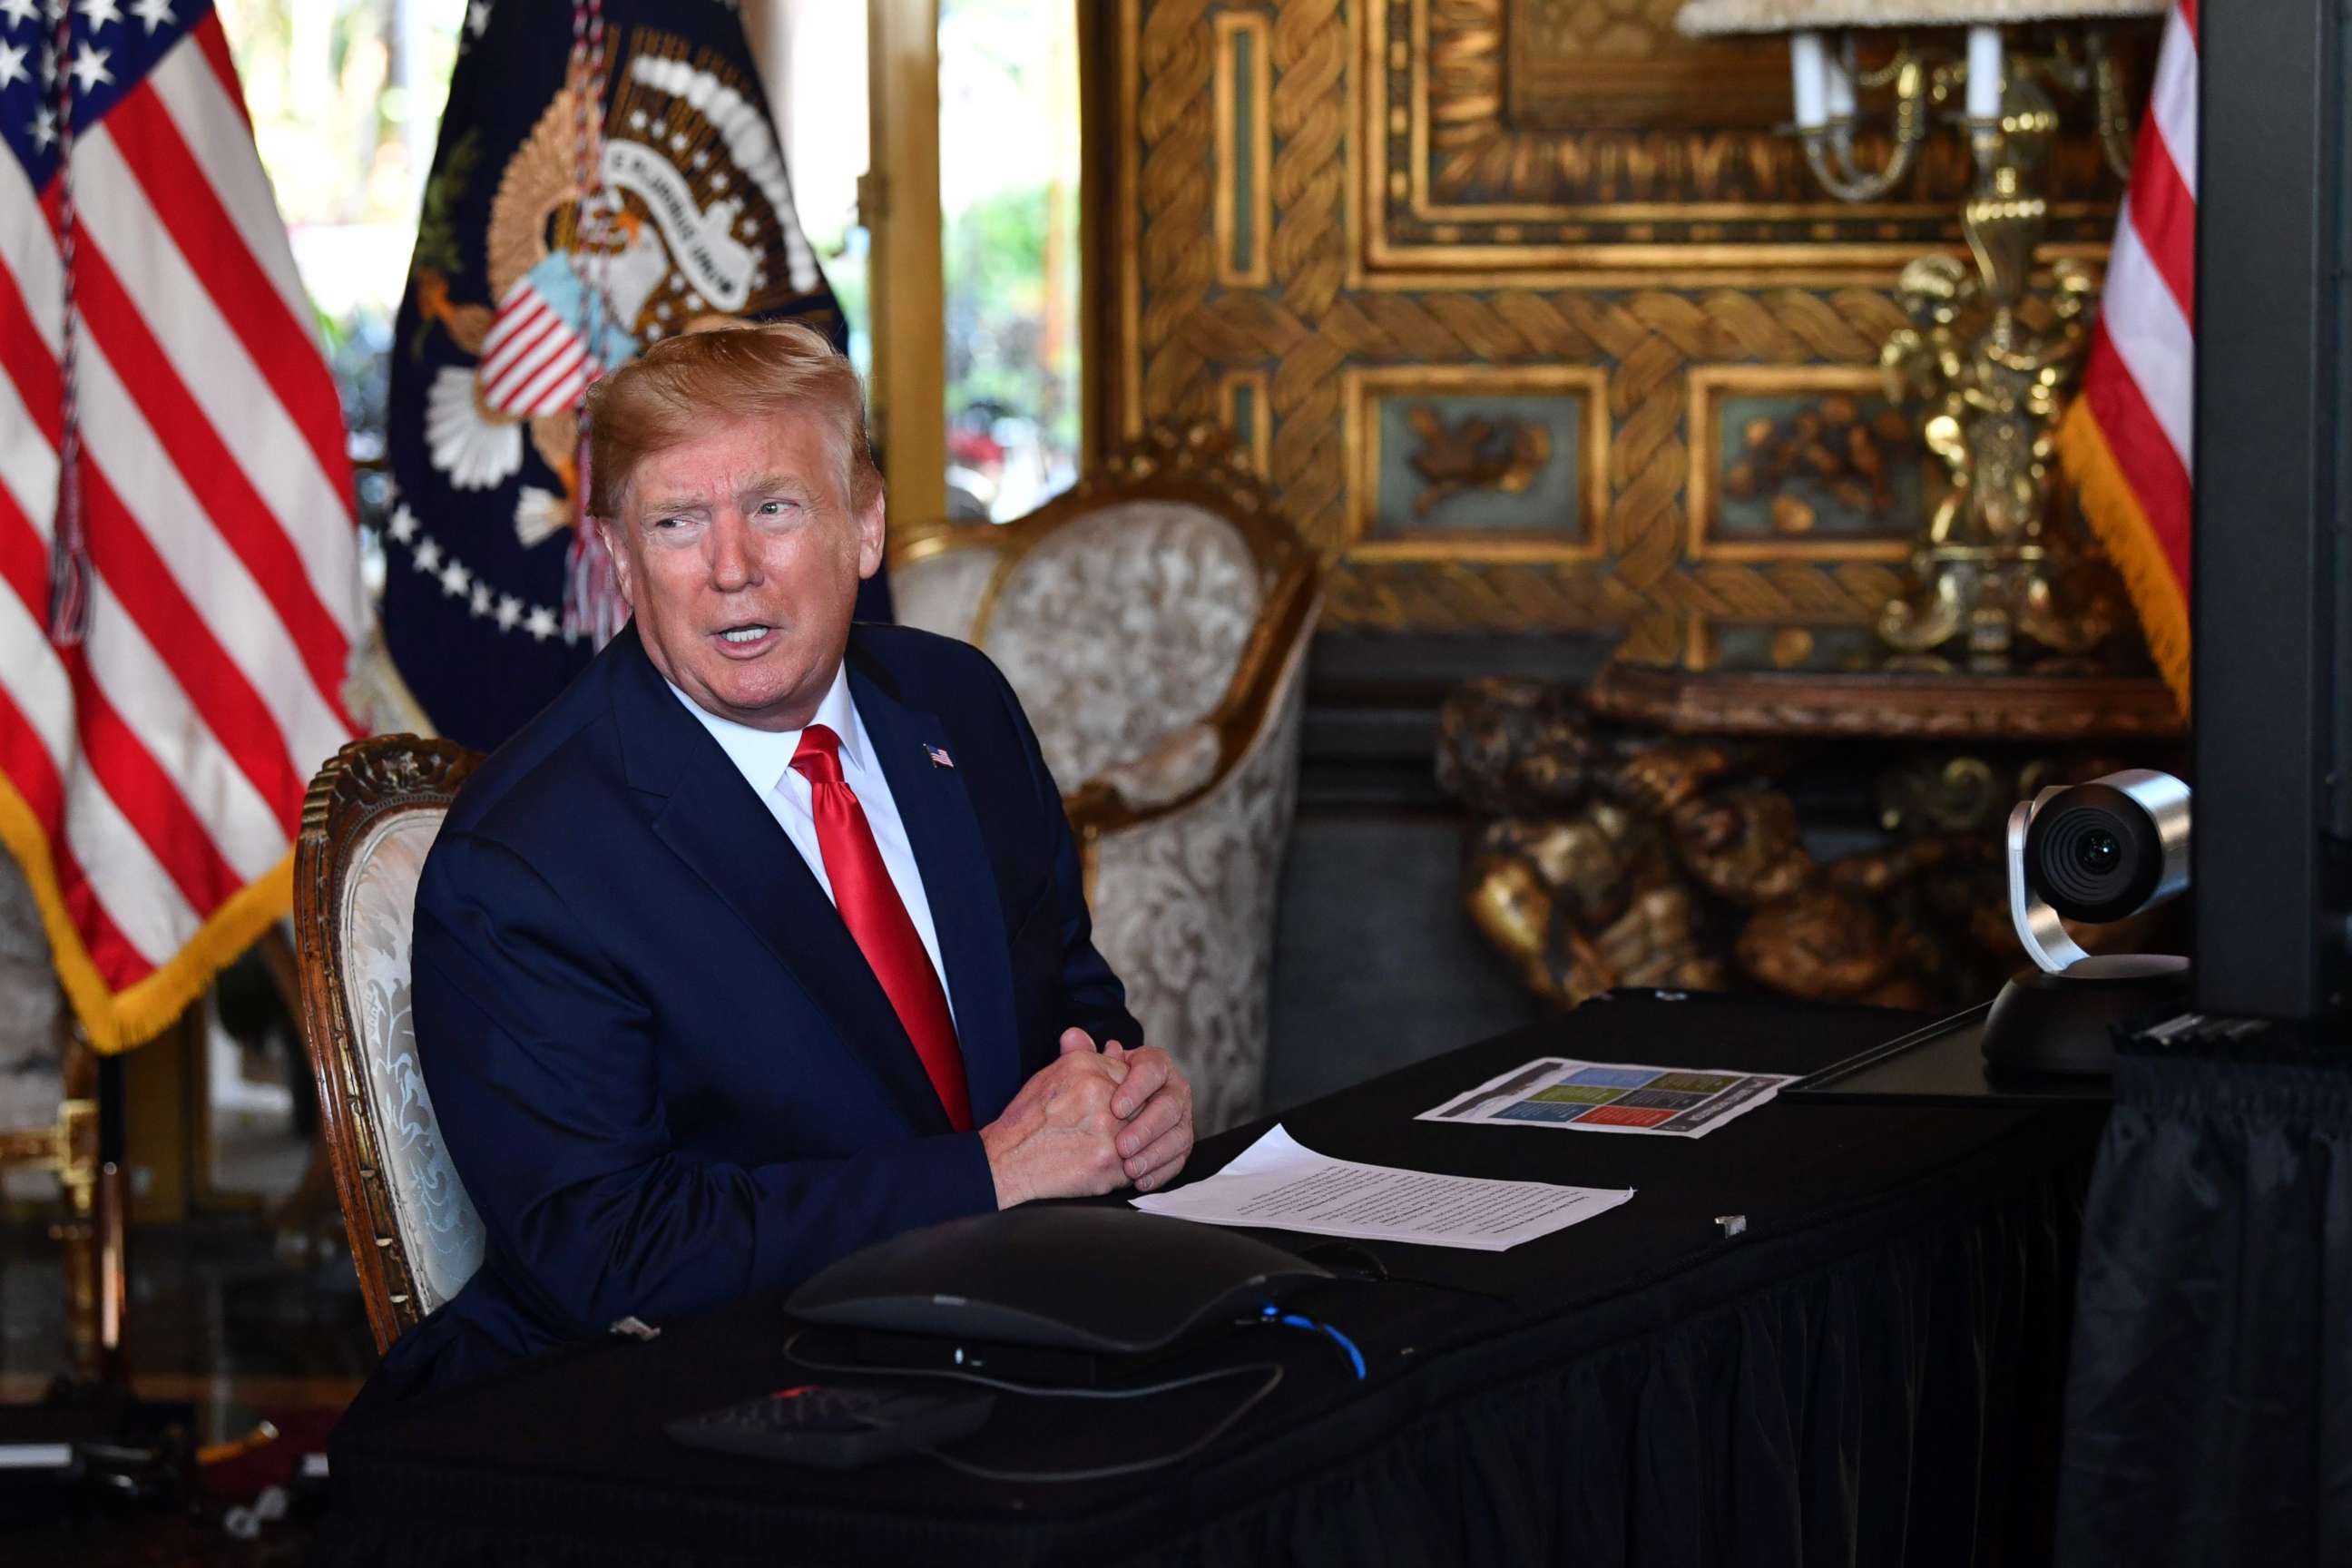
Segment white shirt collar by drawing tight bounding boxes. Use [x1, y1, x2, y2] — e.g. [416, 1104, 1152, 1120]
[664, 661, 866, 795]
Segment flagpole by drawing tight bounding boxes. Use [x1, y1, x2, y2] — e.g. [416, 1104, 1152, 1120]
[44, 1027, 126, 1387]
[91, 1050, 126, 1383]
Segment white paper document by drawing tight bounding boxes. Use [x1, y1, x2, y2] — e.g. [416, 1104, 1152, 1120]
[1418, 1057, 1793, 1140]
[1130, 1124, 1633, 1252]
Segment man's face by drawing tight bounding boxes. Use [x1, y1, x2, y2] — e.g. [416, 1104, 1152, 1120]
[604, 410, 884, 731]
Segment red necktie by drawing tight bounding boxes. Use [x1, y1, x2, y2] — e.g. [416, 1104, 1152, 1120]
[790, 724, 973, 1131]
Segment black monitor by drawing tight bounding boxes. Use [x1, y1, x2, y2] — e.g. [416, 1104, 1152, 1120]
[2192, 0, 2350, 1023]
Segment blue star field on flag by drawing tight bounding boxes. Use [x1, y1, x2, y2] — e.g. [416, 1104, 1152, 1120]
[3, 0, 202, 194]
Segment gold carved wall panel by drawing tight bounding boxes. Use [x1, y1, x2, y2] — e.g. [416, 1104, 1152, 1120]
[1105, 0, 2141, 636]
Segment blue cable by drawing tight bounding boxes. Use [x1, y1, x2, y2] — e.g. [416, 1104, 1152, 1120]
[1259, 1302, 1367, 1379]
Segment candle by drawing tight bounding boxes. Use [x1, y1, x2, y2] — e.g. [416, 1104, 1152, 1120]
[1790, 31, 1828, 131]
[1824, 42, 1856, 122]
[1966, 25, 2004, 121]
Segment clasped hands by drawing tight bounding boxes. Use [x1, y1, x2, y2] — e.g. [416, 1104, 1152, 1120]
[978, 1028, 1193, 1208]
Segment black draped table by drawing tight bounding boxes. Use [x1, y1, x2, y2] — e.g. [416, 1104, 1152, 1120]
[321, 992, 2103, 1567]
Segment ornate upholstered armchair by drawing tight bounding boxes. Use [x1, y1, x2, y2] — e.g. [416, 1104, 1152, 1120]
[893, 423, 1321, 1132]
[293, 736, 486, 1351]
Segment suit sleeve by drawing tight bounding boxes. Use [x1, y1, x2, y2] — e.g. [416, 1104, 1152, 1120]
[411, 829, 997, 1344]
[980, 652, 1146, 1057]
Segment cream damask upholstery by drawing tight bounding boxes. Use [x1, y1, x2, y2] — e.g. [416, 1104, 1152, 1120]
[1086, 632, 1310, 1133]
[886, 542, 999, 649]
[976, 500, 1266, 790]
[337, 813, 485, 1313]
[295, 738, 486, 1351]
[894, 425, 1319, 1132]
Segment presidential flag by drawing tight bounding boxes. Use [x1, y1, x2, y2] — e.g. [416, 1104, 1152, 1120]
[2058, 1, 2196, 710]
[385, 0, 870, 752]
[0, 1, 361, 1051]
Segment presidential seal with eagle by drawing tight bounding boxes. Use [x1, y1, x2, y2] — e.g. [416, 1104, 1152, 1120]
[410, 28, 829, 547]
[377, 4, 848, 750]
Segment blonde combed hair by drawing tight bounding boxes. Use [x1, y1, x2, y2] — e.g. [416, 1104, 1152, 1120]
[583, 321, 880, 521]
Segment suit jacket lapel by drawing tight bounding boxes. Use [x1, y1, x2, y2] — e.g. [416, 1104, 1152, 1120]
[848, 649, 1021, 1124]
[609, 625, 953, 1137]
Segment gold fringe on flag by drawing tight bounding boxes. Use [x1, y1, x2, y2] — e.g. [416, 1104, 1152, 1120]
[2058, 401, 2190, 714]
[0, 773, 291, 1054]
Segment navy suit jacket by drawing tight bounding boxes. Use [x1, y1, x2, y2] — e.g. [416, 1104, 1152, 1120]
[385, 620, 1141, 1393]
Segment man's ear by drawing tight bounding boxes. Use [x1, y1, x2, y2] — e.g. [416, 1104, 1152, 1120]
[854, 491, 887, 581]
[597, 518, 635, 605]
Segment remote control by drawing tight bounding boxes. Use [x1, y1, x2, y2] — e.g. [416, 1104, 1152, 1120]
[664, 1385, 995, 1470]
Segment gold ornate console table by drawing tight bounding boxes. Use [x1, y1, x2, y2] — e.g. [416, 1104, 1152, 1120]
[1589, 639, 2185, 743]
[1439, 621, 2183, 1012]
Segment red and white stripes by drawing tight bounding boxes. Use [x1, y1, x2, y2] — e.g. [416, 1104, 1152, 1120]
[478, 286, 593, 417]
[0, 11, 358, 1045]
[2063, 0, 2198, 707]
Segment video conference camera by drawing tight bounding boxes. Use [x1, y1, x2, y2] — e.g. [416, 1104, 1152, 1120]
[2010, 769, 2191, 975]
[1984, 769, 2192, 1076]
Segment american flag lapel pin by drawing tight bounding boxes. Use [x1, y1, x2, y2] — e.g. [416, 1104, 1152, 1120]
[926, 743, 956, 769]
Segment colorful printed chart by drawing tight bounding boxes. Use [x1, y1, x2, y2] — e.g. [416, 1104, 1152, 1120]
[1417, 1057, 1795, 1139]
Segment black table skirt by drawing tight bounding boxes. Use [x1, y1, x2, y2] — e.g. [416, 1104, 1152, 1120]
[2058, 1047, 2352, 1564]
[320, 993, 2101, 1568]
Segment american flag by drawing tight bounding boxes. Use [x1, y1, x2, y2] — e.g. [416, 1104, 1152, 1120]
[0, 1, 358, 1052]
[2060, 0, 2197, 710]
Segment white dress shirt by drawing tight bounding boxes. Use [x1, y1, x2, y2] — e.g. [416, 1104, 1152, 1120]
[666, 665, 957, 1024]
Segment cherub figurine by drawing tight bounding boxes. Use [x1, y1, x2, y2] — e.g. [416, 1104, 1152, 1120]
[1877, 249, 2114, 656]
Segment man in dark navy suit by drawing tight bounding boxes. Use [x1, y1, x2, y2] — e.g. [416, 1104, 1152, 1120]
[389, 323, 1192, 1391]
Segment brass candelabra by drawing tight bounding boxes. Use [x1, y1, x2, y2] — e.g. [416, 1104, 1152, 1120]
[1788, 30, 2143, 663]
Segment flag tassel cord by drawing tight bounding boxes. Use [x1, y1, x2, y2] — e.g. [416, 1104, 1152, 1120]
[45, 0, 91, 647]
[561, 0, 628, 648]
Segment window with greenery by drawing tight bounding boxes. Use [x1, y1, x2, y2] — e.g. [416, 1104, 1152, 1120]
[938, 0, 1081, 521]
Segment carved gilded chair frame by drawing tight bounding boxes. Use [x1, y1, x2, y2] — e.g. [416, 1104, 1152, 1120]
[293, 735, 481, 1353]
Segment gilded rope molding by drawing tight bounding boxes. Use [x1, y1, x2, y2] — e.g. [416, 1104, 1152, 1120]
[1138, 1, 1220, 426]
